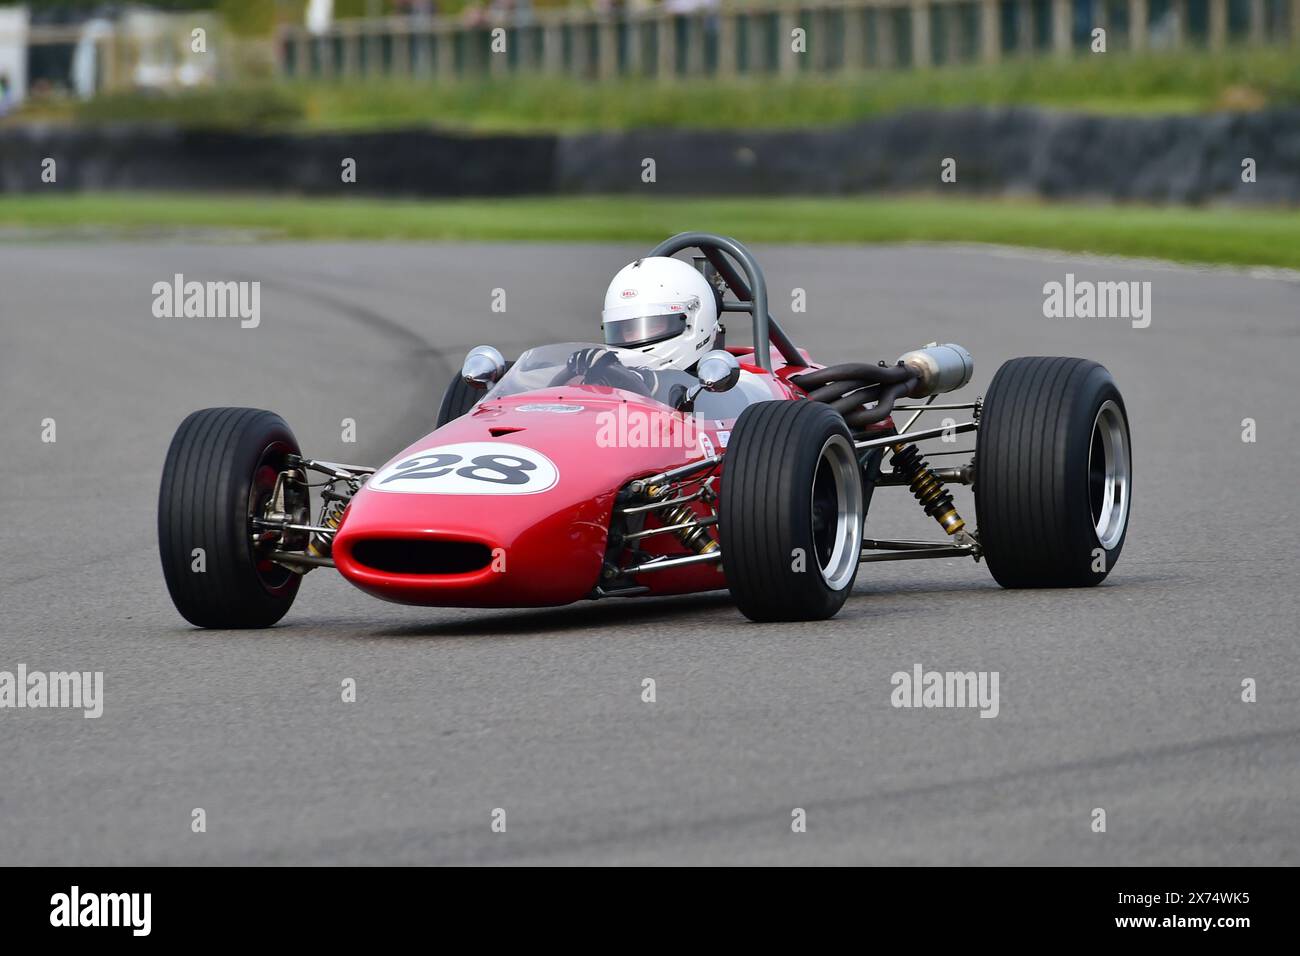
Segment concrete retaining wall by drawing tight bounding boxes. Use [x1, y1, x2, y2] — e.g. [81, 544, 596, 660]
[0, 126, 556, 196]
[2, 109, 1296, 204]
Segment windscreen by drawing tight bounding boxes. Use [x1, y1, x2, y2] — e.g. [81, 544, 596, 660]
[483, 343, 770, 420]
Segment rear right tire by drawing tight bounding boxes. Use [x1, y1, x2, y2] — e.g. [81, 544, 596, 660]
[436, 362, 513, 428]
[436, 373, 482, 428]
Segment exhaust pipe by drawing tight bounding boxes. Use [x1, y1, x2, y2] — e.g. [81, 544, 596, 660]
[897, 343, 974, 398]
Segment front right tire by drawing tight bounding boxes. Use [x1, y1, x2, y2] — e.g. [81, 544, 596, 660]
[158, 407, 303, 628]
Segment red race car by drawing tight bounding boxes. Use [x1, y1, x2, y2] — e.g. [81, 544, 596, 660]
[159, 233, 1132, 626]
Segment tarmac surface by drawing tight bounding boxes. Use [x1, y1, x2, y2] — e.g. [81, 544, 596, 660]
[1, 240, 1296, 864]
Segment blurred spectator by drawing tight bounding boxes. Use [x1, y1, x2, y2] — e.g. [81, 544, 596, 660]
[664, 0, 718, 11]
[460, 0, 487, 26]
[462, 0, 533, 26]
[394, 0, 439, 19]
[493, 0, 534, 25]
[0, 74, 11, 118]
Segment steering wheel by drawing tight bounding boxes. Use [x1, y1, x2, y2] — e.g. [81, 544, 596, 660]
[547, 348, 655, 396]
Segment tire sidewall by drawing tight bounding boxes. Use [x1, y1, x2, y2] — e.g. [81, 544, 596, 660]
[1063, 368, 1131, 578]
[720, 401, 863, 621]
[158, 408, 302, 628]
[803, 430, 864, 600]
[437, 375, 476, 428]
[974, 357, 1132, 587]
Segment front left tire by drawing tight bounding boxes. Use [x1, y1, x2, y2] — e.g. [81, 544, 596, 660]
[720, 401, 865, 622]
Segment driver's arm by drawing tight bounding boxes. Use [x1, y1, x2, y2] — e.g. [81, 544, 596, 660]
[567, 348, 656, 396]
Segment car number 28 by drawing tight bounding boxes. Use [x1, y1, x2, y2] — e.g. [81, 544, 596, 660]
[369, 442, 559, 495]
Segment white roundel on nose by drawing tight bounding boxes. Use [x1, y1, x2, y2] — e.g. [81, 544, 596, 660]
[369, 442, 559, 495]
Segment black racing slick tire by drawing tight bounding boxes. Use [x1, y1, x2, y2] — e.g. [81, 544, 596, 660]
[436, 373, 480, 428]
[720, 401, 865, 622]
[436, 362, 512, 428]
[158, 408, 303, 628]
[974, 357, 1132, 588]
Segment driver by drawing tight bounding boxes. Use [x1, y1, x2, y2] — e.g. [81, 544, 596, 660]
[564, 257, 723, 391]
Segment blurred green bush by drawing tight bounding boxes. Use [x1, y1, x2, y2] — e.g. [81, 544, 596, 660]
[13, 49, 1298, 132]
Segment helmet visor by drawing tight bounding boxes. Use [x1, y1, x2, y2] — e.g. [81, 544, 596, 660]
[602, 302, 690, 349]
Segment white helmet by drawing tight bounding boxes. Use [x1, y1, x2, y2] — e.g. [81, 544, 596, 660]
[601, 257, 720, 371]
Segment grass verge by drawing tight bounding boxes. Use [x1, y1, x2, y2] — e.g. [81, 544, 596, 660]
[2, 193, 1297, 269]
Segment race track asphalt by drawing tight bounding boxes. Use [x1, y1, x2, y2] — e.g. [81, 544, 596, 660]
[1, 239, 1297, 865]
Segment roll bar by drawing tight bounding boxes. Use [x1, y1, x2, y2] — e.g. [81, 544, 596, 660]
[647, 232, 807, 373]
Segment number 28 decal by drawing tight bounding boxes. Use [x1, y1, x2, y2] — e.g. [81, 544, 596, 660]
[369, 442, 558, 495]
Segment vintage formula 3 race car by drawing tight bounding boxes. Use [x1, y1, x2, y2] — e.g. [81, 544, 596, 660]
[158, 233, 1132, 626]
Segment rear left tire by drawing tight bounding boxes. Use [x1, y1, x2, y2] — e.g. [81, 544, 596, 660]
[974, 357, 1132, 588]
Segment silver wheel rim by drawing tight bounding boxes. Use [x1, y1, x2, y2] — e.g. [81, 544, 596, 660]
[1088, 400, 1130, 551]
[810, 434, 863, 591]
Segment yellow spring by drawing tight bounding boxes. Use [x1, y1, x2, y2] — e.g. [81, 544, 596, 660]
[893, 443, 966, 536]
[308, 504, 345, 557]
[662, 502, 718, 554]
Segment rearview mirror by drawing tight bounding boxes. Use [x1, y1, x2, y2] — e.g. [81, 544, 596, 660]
[461, 345, 507, 390]
[697, 350, 741, 393]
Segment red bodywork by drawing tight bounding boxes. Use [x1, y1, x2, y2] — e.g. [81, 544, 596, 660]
[333, 349, 889, 608]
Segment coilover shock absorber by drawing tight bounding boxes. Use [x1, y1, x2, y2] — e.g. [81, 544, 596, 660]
[890, 443, 966, 536]
[660, 500, 719, 554]
[308, 501, 346, 558]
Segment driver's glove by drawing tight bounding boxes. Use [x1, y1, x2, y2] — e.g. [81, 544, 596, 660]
[567, 347, 617, 378]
